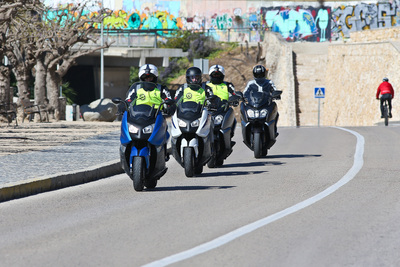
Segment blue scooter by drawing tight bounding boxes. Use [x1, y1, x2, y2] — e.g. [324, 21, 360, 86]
[112, 82, 172, 191]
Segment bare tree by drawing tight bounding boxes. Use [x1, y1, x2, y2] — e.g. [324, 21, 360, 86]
[0, 0, 40, 120]
[35, 2, 112, 120]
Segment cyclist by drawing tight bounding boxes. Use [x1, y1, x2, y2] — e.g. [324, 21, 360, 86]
[376, 77, 394, 118]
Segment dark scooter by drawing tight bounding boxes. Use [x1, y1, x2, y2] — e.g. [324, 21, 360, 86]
[240, 89, 282, 158]
[207, 94, 241, 167]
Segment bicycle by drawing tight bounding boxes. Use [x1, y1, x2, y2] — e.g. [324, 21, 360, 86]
[382, 99, 389, 126]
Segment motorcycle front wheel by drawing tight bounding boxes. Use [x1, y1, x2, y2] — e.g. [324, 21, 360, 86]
[183, 147, 195, 177]
[253, 132, 262, 158]
[132, 157, 145, 191]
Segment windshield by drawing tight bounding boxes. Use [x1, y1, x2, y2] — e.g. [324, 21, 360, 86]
[247, 90, 270, 108]
[177, 100, 203, 120]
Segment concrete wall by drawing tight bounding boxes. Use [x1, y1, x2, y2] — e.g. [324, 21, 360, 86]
[262, 32, 297, 127]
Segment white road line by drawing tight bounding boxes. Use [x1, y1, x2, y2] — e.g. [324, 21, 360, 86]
[143, 127, 365, 267]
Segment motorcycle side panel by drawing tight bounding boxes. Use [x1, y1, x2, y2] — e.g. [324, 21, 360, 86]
[170, 113, 182, 138]
[148, 113, 169, 146]
[221, 107, 235, 130]
[120, 111, 132, 145]
[196, 109, 211, 138]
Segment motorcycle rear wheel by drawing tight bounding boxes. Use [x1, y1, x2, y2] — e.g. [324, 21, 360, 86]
[254, 132, 262, 158]
[132, 157, 145, 191]
[183, 147, 195, 177]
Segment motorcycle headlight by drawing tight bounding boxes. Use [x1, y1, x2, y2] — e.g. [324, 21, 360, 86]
[178, 119, 187, 127]
[214, 115, 223, 125]
[260, 109, 268, 118]
[191, 119, 200, 127]
[128, 124, 139, 134]
[143, 124, 154, 134]
[247, 109, 255, 119]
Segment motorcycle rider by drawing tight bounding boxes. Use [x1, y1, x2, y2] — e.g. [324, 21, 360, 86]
[207, 64, 239, 144]
[125, 64, 175, 115]
[243, 65, 280, 137]
[174, 66, 216, 108]
[376, 77, 394, 118]
[125, 64, 175, 161]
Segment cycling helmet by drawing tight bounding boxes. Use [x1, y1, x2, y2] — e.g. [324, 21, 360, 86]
[253, 65, 267, 79]
[139, 64, 158, 82]
[186, 67, 202, 85]
[209, 65, 225, 84]
[383, 77, 389, 82]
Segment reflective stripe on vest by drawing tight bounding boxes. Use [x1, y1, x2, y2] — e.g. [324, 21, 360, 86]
[207, 82, 229, 101]
[135, 84, 162, 108]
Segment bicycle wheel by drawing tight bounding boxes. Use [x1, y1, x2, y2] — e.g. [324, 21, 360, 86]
[384, 104, 389, 126]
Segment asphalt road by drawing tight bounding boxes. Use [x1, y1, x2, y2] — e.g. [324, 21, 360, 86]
[1, 125, 400, 267]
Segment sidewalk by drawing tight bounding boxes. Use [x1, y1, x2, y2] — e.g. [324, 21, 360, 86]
[0, 121, 124, 202]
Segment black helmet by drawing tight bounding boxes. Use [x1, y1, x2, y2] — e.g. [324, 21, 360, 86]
[186, 67, 202, 85]
[209, 65, 225, 84]
[383, 77, 389, 82]
[253, 65, 267, 79]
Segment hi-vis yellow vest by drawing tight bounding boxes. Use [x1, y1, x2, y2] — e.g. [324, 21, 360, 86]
[181, 84, 206, 104]
[207, 82, 229, 101]
[135, 84, 163, 109]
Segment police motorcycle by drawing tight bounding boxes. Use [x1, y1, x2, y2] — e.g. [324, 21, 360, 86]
[239, 89, 282, 158]
[207, 94, 241, 168]
[170, 84, 215, 177]
[112, 82, 173, 191]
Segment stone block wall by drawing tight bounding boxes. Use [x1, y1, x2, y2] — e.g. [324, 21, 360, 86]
[323, 41, 400, 126]
[262, 32, 297, 127]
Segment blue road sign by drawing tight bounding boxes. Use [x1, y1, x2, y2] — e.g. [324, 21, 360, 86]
[314, 87, 325, 98]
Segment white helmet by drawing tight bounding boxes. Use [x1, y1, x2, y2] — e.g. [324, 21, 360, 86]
[209, 65, 225, 83]
[138, 64, 158, 82]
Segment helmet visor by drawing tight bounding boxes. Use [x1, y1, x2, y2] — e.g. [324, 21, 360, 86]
[189, 75, 202, 84]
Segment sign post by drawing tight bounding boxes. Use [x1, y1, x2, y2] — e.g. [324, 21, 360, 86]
[314, 87, 325, 127]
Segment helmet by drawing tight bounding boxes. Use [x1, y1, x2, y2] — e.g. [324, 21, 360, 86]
[209, 65, 225, 84]
[253, 65, 267, 79]
[186, 67, 202, 85]
[139, 64, 158, 82]
[383, 77, 389, 82]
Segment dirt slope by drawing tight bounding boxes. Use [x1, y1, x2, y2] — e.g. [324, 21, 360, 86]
[171, 44, 263, 92]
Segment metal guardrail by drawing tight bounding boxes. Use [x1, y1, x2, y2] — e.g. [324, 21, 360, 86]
[94, 28, 269, 48]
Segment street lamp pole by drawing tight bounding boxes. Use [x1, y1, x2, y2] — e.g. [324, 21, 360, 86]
[100, 0, 104, 99]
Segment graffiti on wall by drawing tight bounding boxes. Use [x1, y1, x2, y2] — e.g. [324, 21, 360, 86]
[46, 1, 400, 42]
[332, 1, 400, 38]
[261, 6, 331, 42]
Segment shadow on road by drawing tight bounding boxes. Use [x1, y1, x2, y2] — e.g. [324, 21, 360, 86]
[148, 185, 235, 191]
[263, 154, 321, 159]
[200, 170, 266, 177]
[221, 161, 284, 168]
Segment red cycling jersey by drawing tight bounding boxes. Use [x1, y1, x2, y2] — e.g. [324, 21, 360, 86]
[376, 81, 394, 99]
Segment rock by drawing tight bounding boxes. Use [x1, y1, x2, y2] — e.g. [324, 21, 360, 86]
[80, 98, 118, 122]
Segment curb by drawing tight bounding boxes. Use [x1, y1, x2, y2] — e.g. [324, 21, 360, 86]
[0, 159, 124, 203]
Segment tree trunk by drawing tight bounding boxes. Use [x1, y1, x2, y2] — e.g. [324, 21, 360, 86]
[46, 65, 60, 120]
[0, 65, 11, 104]
[13, 67, 30, 105]
[34, 59, 47, 106]
[33, 59, 47, 122]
